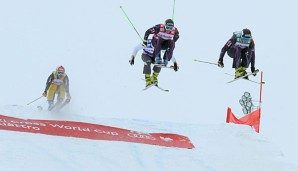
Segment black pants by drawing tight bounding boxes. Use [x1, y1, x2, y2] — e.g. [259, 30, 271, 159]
[141, 54, 161, 74]
[227, 46, 252, 68]
[152, 37, 175, 61]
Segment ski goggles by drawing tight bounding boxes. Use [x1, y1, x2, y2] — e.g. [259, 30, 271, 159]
[241, 37, 251, 44]
[57, 72, 65, 75]
[165, 24, 174, 30]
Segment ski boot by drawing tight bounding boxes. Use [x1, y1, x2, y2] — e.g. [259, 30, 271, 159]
[151, 72, 159, 86]
[235, 67, 248, 79]
[56, 98, 63, 107]
[242, 70, 249, 80]
[48, 100, 54, 111]
[145, 74, 152, 87]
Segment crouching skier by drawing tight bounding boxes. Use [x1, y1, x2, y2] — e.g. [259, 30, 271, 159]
[217, 28, 258, 79]
[42, 65, 71, 111]
[129, 38, 179, 88]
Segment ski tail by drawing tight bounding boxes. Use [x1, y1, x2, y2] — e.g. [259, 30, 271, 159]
[155, 85, 169, 92]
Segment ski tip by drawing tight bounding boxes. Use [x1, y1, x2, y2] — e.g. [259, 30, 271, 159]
[155, 85, 170, 92]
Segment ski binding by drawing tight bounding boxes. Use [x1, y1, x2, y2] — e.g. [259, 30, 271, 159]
[227, 69, 260, 83]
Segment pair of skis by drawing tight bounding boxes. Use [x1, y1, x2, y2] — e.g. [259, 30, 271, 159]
[226, 69, 264, 84]
[49, 101, 70, 111]
[142, 83, 169, 92]
[225, 69, 266, 84]
[141, 64, 173, 92]
[225, 72, 262, 84]
[153, 64, 175, 70]
[38, 100, 70, 112]
[193, 58, 264, 84]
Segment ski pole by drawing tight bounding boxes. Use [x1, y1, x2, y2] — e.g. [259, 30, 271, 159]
[120, 6, 144, 43]
[172, 0, 176, 20]
[193, 59, 218, 65]
[27, 96, 43, 105]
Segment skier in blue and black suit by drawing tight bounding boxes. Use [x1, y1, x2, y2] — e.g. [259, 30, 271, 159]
[217, 28, 257, 78]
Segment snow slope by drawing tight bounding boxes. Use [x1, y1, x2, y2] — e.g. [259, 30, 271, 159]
[1, 105, 297, 171]
[0, 0, 298, 170]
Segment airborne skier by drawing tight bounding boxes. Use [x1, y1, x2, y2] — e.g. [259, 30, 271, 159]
[130, 39, 178, 87]
[143, 19, 179, 66]
[217, 28, 258, 79]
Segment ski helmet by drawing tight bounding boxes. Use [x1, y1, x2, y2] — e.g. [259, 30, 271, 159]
[242, 28, 251, 38]
[56, 65, 65, 74]
[165, 19, 174, 26]
[165, 19, 174, 31]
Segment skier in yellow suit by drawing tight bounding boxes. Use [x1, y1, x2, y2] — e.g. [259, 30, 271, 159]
[42, 65, 71, 110]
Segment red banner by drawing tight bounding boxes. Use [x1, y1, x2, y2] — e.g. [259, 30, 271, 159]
[226, 107, 261, 133]
[0, 114, 194, 149]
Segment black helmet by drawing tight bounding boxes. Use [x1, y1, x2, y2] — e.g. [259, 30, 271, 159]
[165, 19, 174, 26]
[242, 28, 251, 38]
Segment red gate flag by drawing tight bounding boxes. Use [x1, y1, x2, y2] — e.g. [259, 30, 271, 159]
[0, 114, 194, 149]
[226, 107, 261, 133]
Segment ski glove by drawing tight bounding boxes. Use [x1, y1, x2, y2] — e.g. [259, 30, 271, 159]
[155, 57, 161, 64]
[251, 67, 256, 76]
[218, 60, 224, 68]
[143, 40, 147, 46]
[42, 91, 47, 97]
[129, 56, 135, 65]
[173, 62, 179, 72]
